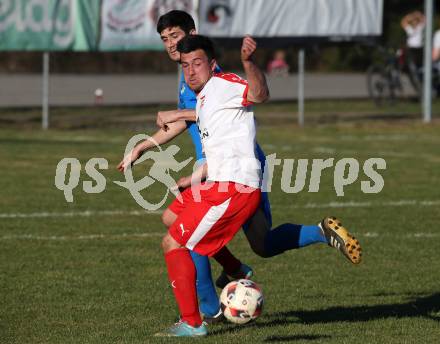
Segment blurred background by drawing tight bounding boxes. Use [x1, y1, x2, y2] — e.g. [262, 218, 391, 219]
[0, 0, 439, 127]
[2, 3, 440, 343]
[0, 1, 437, 73]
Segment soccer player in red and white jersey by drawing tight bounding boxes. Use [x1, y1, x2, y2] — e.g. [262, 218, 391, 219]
[156, 35, 268, 337]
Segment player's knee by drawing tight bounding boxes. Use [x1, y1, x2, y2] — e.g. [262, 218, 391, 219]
[161, 214, 170, 227]
[249, 242, 271, 258]
[244, 211, 272, 258]
[161, 233, 179, 253]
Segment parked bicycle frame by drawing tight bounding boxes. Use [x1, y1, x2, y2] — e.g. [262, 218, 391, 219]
[367, 45, 421, 105]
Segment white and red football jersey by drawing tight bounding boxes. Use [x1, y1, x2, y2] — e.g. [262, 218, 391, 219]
[196, 72, 261, 189]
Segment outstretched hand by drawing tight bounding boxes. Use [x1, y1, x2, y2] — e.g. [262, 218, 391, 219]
[117, 149, 141, 172]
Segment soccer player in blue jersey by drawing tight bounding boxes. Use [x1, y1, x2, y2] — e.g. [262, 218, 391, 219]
[118, 10, 362, 326]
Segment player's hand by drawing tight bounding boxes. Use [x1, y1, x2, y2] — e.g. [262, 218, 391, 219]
[171, 175, 192, 192]
[156, 110, 177, 131]
[117, 148, 141, 172]
[241, 35, 257, 62]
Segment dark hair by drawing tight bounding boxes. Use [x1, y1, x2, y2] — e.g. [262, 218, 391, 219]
[176, 35, 216, 61]
[156, 10, 196, 34]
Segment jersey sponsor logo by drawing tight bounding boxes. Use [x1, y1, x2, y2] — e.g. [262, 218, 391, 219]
[200, 128, 209, 139]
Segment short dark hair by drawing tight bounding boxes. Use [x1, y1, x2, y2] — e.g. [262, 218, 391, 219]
[156, 10, 196, 34]
[177, 35, 216, 61]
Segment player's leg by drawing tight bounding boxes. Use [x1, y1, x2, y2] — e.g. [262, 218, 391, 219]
[188, 250, 220, 319]
[166, 187, 255, 314]
[244, 190, 327, 257]
[243, 208, 362, 263]
[243, 208, 326, 258]
[162, 206, 219, 320]
[213, 248, 253, 279]
[251, 144, 327, 255]
[164, 205, 255, 319]
[158, 183, 260, 336]
[157, 233, 206, 337]
[213, 246, 254, 289]
[164, 189, 255, 319]
[247, 142, 361, 262]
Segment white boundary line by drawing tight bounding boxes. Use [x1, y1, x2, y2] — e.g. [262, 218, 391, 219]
[1, 232, 438, 241]
[286, 199, 440, 209]
[0, 209, 162, 219]
[0, 199, 439, 219]
[0, 232, 163, 241]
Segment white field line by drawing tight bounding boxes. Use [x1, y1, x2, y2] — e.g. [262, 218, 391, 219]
[0, 209, 162, 219]
[0, 199, 439, 220]
[280, 146, 439, 161]
[1, 231, 438, 241]
[0, 232, 163, 241]
[283, 199, 440, 209]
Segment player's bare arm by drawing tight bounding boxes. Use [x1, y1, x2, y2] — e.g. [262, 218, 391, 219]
[117, 120, 187, 172]
[241, 35, 270, 103]
[156, 109, 196, 131]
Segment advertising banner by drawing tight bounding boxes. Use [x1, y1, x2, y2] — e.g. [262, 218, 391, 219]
[98, 0, 196, 51]
[0, 0, 383, 51]
[0, 0, 100, 51]
[198, 0, 383, 38]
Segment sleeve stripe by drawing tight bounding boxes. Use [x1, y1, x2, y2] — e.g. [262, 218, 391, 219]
[242, 85, 253, 107]
[214, 72, 248, 86]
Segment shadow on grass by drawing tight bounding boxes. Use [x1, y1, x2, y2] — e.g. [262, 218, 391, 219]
[209, 322, 331, 342]
[265, 292, 440, 325]
[209, 293, 440, 341]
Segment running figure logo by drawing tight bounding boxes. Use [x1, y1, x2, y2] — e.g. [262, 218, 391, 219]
[115, 134, 193, 210]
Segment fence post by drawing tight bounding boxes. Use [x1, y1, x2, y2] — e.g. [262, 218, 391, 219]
[42, 52, 50, 130]
[298, 48, 305, 127]
[423, 0, 433, 123]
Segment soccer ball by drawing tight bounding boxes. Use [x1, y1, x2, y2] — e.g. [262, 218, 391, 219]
[220, 279, 264, 324]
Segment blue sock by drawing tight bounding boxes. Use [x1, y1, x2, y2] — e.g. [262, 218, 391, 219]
[190, 250, 220, 317]
[264, 223, 327, 257]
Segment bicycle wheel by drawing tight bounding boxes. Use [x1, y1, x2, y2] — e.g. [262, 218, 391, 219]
[367, 64, 392, 106]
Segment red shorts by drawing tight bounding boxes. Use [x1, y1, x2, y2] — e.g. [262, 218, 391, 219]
[168, 182, 261, 257]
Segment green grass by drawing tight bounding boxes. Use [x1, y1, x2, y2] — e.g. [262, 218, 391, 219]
[1, 98, 439, 130]
[1, 104, 440, 343]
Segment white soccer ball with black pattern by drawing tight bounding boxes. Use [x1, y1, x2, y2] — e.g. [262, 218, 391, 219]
[220, 279, 264, 324]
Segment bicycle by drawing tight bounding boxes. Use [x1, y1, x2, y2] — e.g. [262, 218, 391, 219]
[366, 46, 421, 105]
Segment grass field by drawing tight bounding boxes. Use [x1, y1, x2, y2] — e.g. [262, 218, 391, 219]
[1, 101, 440, 343]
